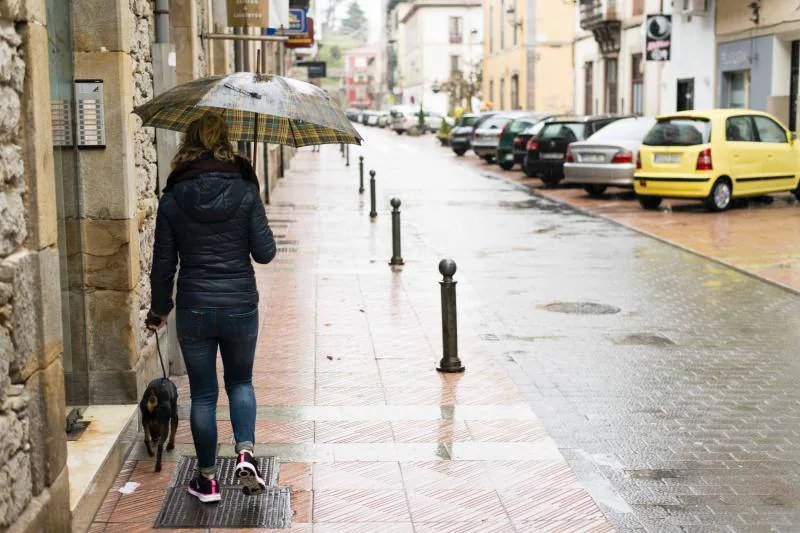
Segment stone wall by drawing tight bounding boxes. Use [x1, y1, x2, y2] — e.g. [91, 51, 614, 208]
[0, 1, 70, 531]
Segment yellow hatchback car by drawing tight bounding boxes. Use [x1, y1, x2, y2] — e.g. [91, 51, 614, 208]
[634, 109, 800, 211]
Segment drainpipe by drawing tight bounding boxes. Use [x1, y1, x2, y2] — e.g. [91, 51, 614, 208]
[155, 0, 170, 43]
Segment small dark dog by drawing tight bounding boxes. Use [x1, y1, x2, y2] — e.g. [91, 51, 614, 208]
[140, 377, 178, 472]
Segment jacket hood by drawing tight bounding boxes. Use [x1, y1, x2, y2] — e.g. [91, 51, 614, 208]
[173, 173, 249, 222]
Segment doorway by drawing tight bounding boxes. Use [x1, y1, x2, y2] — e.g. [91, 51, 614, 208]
[790, 40, 798, 131]
[677, 78, 695, 111]
[724, 70, 750, 109]
[46, 0, 89, 406]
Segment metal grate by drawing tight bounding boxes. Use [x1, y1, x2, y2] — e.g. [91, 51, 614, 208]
[542, 302, 621, 315]
[172, 456, 279, 486]
[154, 455, 290, 529]
[153, 485, 291, 529]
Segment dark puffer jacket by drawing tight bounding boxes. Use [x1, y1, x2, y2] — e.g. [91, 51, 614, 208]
[149, 153, 276, 316]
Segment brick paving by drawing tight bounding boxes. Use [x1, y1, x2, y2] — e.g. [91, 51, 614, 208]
[88, 143, 613, 532]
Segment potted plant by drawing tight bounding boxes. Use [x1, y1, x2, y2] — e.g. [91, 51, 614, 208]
[436, 120, 452, 146]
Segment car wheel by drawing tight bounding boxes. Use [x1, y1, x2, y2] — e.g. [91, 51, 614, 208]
[638, 196, 662, 210]
[396, 130, 404, 135]
[541, 177, 561, 188]
[453, 149, 466, 156]
[584, 185, 607, 198]
[793, 181, 800, 201]
[523, 162, 536, 178]
[499, 160, 514, 171]
[482, 156, 495, 163]
[705, 178, 732, 212]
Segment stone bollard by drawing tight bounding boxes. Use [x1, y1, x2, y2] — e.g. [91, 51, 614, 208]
[369, 170, 377, 219]
[389, 198, 404, 266]
[346, 144, 350, 167]
[358, 156, 365, 194]
[437, 259, 464, 373]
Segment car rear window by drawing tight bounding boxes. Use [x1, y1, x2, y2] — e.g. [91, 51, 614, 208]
[539, 122, 585, 141]
[458, 116, 479, 127]
[643, 118, 711, 146]
[588, 117, 656, 142]
[507, 120, 532, 134]
[481, 117, 512, 130]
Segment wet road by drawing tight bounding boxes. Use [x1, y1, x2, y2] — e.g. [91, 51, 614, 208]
[356, 126, 800, 531]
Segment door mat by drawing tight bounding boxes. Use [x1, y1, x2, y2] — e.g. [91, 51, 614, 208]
[172, 456, 279, 487]
[153, 455, 291, 529]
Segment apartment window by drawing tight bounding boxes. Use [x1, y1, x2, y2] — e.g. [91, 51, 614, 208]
[449, 16, 463, 43]
[677, 78, 695, 111]
[489, 79, 494, 105]
[500, 0, 506, 50]
[631, 53, 643, 115]
[632, 0, 644, 16]
[584, 61, 594, 114]
[489, 7, 494, 53]
[605, 58, 618, 114]
[500, 76, 505, 109]
[511, 74, 519, 110]
[450, 55, 461, 75]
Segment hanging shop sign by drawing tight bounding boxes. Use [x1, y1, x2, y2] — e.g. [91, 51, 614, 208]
[227, 0, 269, 27]
[645, 14, 672, 61]
[298, 61, 326, 78]
[284, 17, 314, 48]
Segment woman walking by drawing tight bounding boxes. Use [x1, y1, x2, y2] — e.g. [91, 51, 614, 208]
[147, 113, 276, 502]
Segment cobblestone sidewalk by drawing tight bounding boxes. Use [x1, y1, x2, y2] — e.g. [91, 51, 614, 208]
[87, 146, 614, 532]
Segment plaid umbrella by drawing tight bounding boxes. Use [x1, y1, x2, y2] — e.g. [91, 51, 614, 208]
[133, 73, 362, 147]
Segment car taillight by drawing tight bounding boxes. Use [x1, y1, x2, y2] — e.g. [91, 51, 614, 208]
[611, 150, 633, 164]
[527, 140, 539, 151]
[636, 151, 642, 170]
[566, 149, 575, 163]
[696, 148, 713, 171]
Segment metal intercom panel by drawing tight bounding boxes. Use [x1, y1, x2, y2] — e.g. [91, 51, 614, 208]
[75, 80, 106, 148]
[50, 99, 73, 147]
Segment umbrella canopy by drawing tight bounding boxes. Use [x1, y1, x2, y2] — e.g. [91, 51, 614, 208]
[133, 72, 363, 147]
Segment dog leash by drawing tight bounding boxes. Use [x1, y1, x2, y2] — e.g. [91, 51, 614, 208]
[154, 331, 168, 380]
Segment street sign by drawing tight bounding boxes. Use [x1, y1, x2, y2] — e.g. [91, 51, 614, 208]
[298, 61, 326, 78]
[645, 14, 671, 61]
[285, 17, 314, 49]
[227, 0, 269, 27]
[288, 8, 307, 33]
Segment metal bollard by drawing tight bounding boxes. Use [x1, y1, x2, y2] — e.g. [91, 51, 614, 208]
[369, 170, 377, 219]
[340, 143, 344, 157]
[346, 144, 350, 166]
[389, 198, 404, 266]
[437, 259, 464, 373]
[358, 156, 365, 194]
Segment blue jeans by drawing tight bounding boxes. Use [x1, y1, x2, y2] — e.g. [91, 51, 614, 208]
[176, 307, 259, 475]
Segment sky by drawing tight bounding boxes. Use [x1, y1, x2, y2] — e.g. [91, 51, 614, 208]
[314, 0, 383, 43]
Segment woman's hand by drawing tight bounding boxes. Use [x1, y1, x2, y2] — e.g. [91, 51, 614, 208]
[146, 312, 168, 333]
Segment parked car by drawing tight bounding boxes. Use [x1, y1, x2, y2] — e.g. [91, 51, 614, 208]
[523, 115, 627, 187]
[469, 112, 500, 153]
[423, 111, 454, 133]
[376, 111, 390, 128]
[634, 109, 800, 211]
[390, 106, 415, 134]
[365, 111, 381, 127]
[472, 114, 520, 162]
[450, 113, 482, 156]
[346, 109, 361, 122]
[512, 119, 554, 167]
[563, 116, 657, 197]
[496, 113, 551, 170]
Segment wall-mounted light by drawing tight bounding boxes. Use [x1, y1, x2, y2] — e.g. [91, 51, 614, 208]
[506, 6, 523, 28]
[748, 0, 760, 24]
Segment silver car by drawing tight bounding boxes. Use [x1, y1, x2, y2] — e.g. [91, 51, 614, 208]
[471, 115, 514, 162]
[563, 116, 656, 197]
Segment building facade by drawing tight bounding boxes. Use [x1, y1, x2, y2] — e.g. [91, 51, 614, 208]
[344, 44, 379, 109]
[483, 0, 574, 113]
[574, 0, 716, 117]
[716, 0, 800, 130]
[394, 0, 483, 115]
[0, 0, 293, 531]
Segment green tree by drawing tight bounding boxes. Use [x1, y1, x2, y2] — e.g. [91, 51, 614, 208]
[340, 1, 368, 42]
[330, 45, 342, 62]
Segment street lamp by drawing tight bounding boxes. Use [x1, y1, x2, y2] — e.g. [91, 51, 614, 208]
[431, 80, 441, 94]
[506, 6, 523, 28]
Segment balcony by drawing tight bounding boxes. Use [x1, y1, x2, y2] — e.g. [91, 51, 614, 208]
[579, 0, 621, 56]
[579, 0, 619, 30]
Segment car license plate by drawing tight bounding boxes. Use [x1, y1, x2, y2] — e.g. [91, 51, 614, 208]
[654, 153, 681, 164]
[581, 154, 605, 163]
[504, 153, 513, 161]
[541, 153, 563, 160]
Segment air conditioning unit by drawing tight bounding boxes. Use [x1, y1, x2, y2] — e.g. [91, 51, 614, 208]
[681, 0, 710, 15]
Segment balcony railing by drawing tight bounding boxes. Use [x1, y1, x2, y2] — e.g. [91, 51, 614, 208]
[579, 0, 618, 30]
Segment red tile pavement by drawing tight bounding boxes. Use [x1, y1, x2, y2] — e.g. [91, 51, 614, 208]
[88, 146, 613, 532]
